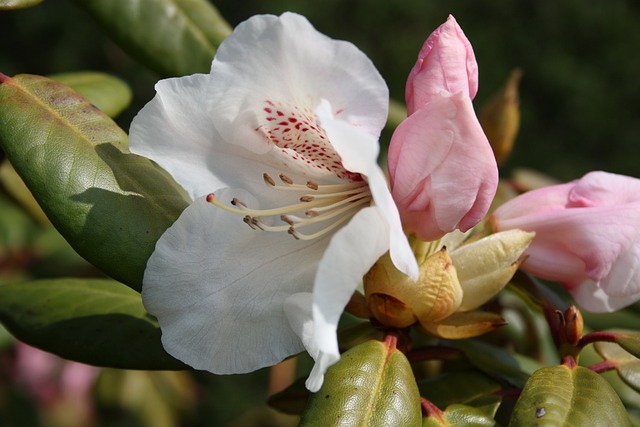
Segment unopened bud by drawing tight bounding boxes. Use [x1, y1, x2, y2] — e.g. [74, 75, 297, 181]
[364, 249, 463, 328]
[479, 68, 522, 165]
[564, 305, 584, 346]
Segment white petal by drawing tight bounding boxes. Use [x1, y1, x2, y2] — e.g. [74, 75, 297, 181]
[316, 100, 419, 280]
[284, 292, 331, 392]
[308, 207, 392, 392]
[129, 74, 279, 199]
[143, 193, 331, 374]
[209, 12, 389, 153]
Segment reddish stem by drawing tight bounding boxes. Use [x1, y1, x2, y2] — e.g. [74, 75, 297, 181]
[384, 332, 398, 352]
[589, 359, 619, 374]
[420, 397, 444, 420]
[577, 331, 621, 348]
[0, 73, 9, 83]
[562, 355, 577, 369]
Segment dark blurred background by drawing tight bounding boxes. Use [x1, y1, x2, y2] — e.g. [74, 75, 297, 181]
[2, 0, 640, 182]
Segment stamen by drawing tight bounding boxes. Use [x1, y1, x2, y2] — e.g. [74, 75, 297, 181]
[279, 174, 294, 184]
[283, 196, 371, 226]
[206, 173, 373, 241]
[207, 193, 343, 217]
[263, 173, 276, 187]
[305, 192, 372, 214]
[288, 211, 357, 241]
[231, 198, 247, 208]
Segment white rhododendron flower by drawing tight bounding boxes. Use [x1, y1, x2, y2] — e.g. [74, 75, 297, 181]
[129, 12, 418, 392]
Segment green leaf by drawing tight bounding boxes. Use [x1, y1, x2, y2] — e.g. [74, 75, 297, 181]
[418, 370, 502, 412]
[423, 404, 496, 427]
[72, 0, 232, 77]
[509, 363, 631, 426]
[595, 341, 640, 393]
[0, 74, 189, 291]
[299, 338, 422, 426]
[616, 332, 640, 358]
[0, 0, 42, 10]
[0, 278, 187, 370]
[448, 339, 539, 388]
[49, 71, 133, 118]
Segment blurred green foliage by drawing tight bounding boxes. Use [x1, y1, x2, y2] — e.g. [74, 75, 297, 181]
[3, 0, 639, 181]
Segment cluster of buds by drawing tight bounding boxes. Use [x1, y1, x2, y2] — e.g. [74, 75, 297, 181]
[363, 229, 534, 338]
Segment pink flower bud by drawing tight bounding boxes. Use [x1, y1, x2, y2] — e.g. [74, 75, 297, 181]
[389, 16, 497, 242]
[405, 15, 478, 114]
[491, 171, 640, 312]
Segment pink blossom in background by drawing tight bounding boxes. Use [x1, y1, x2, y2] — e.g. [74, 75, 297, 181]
[388, 15, 498, 242]
[491, 171, 640, 312]
[12, 342, 98, 420]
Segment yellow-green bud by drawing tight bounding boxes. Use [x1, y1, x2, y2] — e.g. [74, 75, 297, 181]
[450, 229, 535, 311]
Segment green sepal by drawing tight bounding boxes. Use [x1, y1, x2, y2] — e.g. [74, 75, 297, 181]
[509, 362, 631, 426]
[49, 71, 133, 118]
[72, 0, 232, 77]
[299, 338, 422, 426]
[0, 278, 187, 370]
[0, 74, 189, 290]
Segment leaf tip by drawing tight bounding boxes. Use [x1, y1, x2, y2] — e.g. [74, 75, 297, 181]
[0, 73, 11, 84]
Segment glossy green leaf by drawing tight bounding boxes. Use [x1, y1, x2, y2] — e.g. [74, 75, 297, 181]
[0, 74, 189, 290]
[0, 278, 187, 370]
[49, 71, 132, 118]
[595, 341, 640, 393]
[423, 404, 496, 427]
[509, 363, 631, 426]
[0, 0, 42, 10]
[616, 333, 640, 358]
[72, 0, 232, 77]
[418, 370, 502, 412]
[299, 338, 422, 426]
[449, 339, 539, 388]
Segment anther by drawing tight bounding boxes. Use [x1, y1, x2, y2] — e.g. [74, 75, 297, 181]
[263, 173, 276, 187]
[279, 174, 294, 184]
[306, 180, 319, 190]
[300, 195, 314, 202]
[243, 215, 257, 229]
[251, 217, 265, 230]
[231, 198, 248, 208]
[306, 210, 320, 217]
[280, 215, 295, 226]
[288, 227, 300, 240]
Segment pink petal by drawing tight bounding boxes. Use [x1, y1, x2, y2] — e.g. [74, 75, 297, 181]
[389, 92, 497, 241]
[406, 15, 478, 114]
[492, 171, 640, 312]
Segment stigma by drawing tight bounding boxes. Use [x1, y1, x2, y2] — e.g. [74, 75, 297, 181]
[206, 173, 372, 240]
